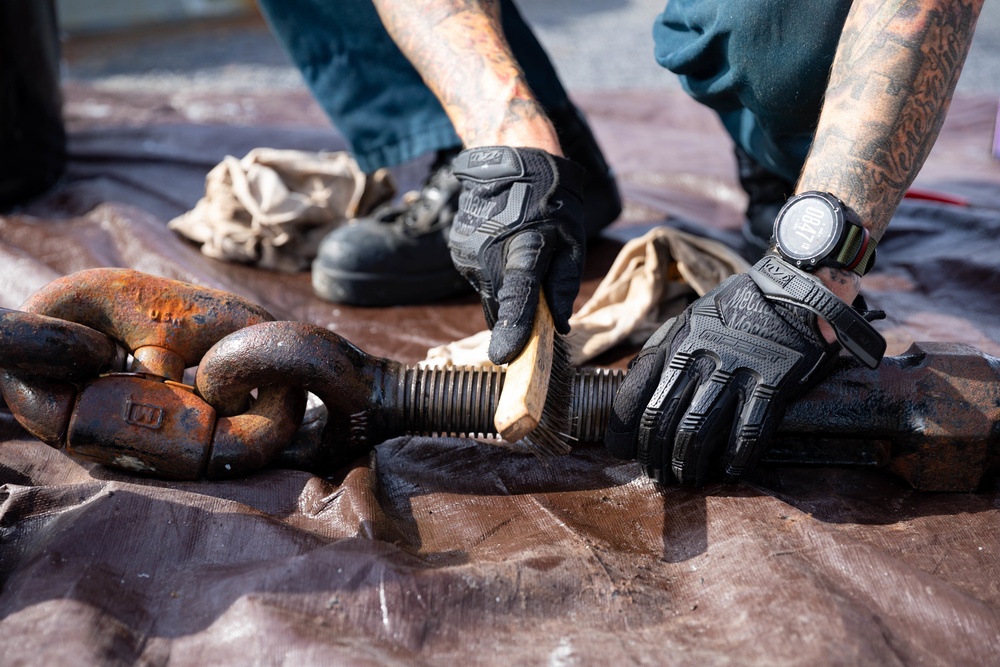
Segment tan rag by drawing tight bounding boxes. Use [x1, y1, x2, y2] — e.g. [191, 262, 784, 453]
[168, 148, 396, 272]
[422, 226, 750, 367]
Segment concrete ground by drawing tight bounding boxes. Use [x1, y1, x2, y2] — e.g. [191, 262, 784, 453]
[61, 1, 1000, 97]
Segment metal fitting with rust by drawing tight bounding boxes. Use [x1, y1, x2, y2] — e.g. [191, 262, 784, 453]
[0, 269, 305, 480]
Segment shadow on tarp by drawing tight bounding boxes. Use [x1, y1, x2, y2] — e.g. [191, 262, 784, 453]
[2, 423, 998, 656]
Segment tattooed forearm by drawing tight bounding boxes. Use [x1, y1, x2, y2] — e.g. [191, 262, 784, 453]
[371, 0, 560, 153]
[798, 0, 984, 241]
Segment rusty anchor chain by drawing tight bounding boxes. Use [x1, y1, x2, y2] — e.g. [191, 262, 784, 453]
[0, 268, 998, 491]
[0, 269, 305, 480]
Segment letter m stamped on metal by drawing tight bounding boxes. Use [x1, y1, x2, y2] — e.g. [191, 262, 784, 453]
[124, 398, 164, 429]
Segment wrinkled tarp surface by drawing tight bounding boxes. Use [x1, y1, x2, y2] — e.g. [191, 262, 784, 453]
[1, 83, 1000, 666]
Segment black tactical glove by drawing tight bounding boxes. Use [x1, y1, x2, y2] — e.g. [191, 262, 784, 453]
[449, 146, 586, 364]
[605, 255, 886, 485]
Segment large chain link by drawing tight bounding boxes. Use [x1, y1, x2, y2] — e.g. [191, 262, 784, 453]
[0, 269, 306, 480]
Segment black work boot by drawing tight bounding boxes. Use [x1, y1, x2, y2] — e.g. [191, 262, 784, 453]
[312, 149, 468, 306]
[311, 105, 622, 306]
[735, 146, 796, 263]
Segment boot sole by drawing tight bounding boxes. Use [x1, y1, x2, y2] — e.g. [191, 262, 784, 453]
[312, 263, 473, 306]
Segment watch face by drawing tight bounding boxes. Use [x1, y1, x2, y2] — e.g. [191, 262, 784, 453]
[774, 194, 842, 263]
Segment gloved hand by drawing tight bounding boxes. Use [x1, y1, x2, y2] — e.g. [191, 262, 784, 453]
[448, 146, 586, 365]
[605, 255, 885, 485]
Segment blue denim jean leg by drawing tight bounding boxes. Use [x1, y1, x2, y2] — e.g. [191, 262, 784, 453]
[653, 0, 853, 182]
[257, 0, 572, 174]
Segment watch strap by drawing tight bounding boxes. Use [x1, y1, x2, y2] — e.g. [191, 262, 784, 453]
[829, 211, 877, 276]
[749, 255, 886, 369]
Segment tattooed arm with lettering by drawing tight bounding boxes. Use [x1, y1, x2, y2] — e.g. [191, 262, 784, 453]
[372, 0, 588, 364]
[606, 0, 985, 485]
[799, 0, 984, 336]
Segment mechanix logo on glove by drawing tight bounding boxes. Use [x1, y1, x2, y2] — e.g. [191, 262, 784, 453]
[466, 149, 507, 168]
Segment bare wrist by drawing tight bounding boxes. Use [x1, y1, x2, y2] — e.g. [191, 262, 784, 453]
[462, 98, 562, 156]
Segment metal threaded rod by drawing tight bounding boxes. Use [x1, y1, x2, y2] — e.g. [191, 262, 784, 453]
[400, 365, 626, 442]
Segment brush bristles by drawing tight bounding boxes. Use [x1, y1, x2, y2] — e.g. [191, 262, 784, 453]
[515, 333, 575, 457]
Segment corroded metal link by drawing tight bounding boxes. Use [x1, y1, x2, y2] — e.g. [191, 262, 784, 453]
[21, 268, 275, 379]
[208, 386, 307, 479]
[0, 308, 122, 379]
[0, 269, 307, 480]
[0, 308, 123, 444]
[196, 321, 407, 467]
[2, 269, 998, 490]
[64, 374, 305, 480]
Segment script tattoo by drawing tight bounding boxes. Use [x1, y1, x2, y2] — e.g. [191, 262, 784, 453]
[798, 0, 983, 240]
[371, 0, 547, 146]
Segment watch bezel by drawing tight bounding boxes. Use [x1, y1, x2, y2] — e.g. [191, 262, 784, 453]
[772, 192, 847, 269]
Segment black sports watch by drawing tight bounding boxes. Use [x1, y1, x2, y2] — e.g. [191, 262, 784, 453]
[771, 191, 877, 277]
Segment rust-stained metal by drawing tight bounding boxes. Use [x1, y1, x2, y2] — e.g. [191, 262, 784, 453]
[62, 373, 306, 480]
[0, 270, 306, 480]
[206, 386, 307, 479]
[0, 307, 122, 379]
[198, 322, 1000, 491]
[67, 374, 217, 479]
[0, 308, 123, 444]
[196, 321, 407, 470]
[2, 270, 998, 490]
[21, 268, 275, 378]
[1, 372, 81, 447]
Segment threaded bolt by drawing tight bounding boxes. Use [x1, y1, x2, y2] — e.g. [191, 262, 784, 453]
[399, 365, 625, 442]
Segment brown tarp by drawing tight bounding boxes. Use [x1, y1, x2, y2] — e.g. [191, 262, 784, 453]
[1, 83, 999, 665]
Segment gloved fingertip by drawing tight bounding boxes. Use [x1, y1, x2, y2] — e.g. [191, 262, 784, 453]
[544, 275, 580, 336]
[671, 459, 709, 487]
[488, 324, 532, 365]
[545, 293, 572, 334]
[650, 466, 668, 485]
[552, 312, 571, 336]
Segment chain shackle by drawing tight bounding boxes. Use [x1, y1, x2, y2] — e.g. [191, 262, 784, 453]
[0, 269, 307, 480]
[63, 373, 306, 480]
[196, 321, 405, 470]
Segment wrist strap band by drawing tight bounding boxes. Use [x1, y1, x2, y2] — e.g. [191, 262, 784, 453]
[749, 256, 886, 369]
[829, 201, 877, 276]
[832, 221, 877, 276]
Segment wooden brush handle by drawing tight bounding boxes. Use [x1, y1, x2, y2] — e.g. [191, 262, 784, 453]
[494, 292, 556, 442]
